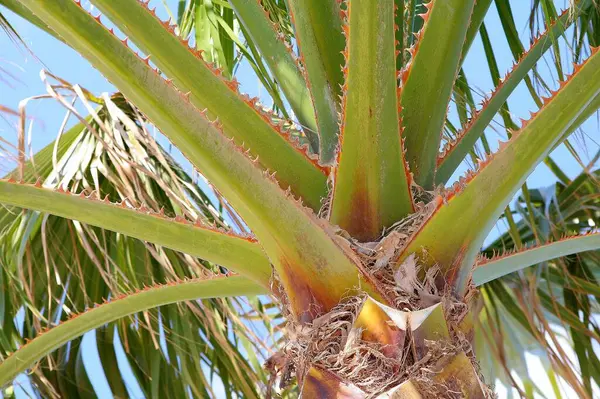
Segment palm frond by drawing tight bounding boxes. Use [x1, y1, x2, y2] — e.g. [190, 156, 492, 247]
[478, 165, 600, 397]
[0, 81, 278, 397]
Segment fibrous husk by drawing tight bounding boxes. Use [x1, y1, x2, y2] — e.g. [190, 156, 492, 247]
[267, 287, 492, 397]
[266, 195, 491, 398]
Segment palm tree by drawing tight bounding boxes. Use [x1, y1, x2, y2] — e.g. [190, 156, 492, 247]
[1, 0, 600, 397]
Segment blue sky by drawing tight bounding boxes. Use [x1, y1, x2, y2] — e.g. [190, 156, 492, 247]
[1, 0, 599, 397]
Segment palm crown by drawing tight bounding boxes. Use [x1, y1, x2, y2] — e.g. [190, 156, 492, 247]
[1, 0, 600, 397]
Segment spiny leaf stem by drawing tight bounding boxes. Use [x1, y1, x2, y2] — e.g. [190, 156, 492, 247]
[0, 275, 266, 387]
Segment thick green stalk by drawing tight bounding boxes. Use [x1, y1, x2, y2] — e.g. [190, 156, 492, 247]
[400, 0, 476, 188]
[330, 0, 414, 241]
[0, 276, 266, 386]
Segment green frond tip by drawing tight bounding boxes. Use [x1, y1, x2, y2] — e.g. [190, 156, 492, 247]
[0, 276, 266, 387]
